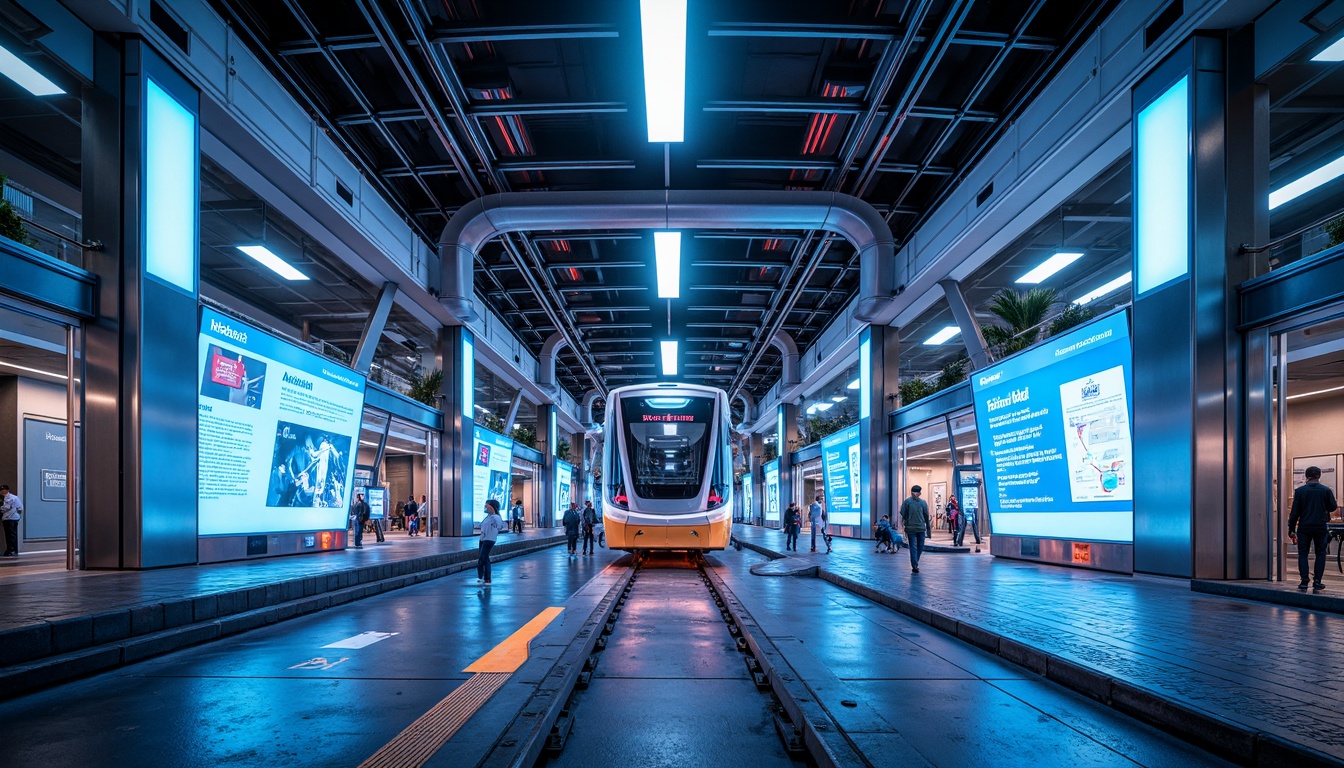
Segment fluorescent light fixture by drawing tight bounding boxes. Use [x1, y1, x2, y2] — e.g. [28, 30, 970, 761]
[846, 378, 860, 390]
[1312, 35, 1344, 62]
[654, 231, 681, 297]
[660, 340, 678, 375]
[0, 359, 66, 381]
[359, 440, 379, 447]
[814, 402, 833, 412]
[639, 0, 687, 142]
[1287, 384, 1344, 401]
[0, 44, 63, 96]
[237, 245, 309, 281]
[1016, 252, 1084, 284]
[1269, 154, 1344, 210]
[1073, 272, 1133, 306]
[923, 326, 961, 345]
[831, 396, 847, 402]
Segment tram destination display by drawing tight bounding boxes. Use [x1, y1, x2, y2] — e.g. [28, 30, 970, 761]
[197, 307, 367, 536]
[970, 311, 1134, 543]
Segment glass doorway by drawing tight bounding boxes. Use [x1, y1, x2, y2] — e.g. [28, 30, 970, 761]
[0, 302, 81, 572]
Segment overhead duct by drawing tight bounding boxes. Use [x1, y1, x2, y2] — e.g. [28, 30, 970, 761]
[437, 190, 900, 326]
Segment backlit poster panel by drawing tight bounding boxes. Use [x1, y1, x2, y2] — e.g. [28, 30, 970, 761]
[820, 424, 862, 526]
[970, 311, 1133, 542]
[556, 459, 574, 516]
[473, 426, 515, 523]
[197, 307, 366, 536]
[740, 476, 753, 522]
[764, 459, 781, 522]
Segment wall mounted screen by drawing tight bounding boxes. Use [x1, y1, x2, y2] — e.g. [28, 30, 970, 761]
[144, 78, 197, 293]
[1135, 75, 1190, 295]
[763, 459, 781, 522]
[820, 424, 862, 526]
[197, 307, 367, 536]
[970, 311, 1134, 543]
[472, 426, 514, 523]
[555, 459, 574, 516]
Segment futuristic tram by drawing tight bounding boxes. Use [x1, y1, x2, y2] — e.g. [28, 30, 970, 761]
[601, 383, 734, 551]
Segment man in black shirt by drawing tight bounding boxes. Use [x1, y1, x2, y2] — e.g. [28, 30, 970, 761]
[1288, 466, 1339, 592]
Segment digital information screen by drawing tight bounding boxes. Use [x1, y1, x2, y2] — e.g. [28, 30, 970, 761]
[197, 307, 367, 536]
[970, 311, 1134, 543]
[820, 424, 862, 526]
[763, 459, 781, 522]
[473, 426, 515, 523]
[555, 459, 574, 517]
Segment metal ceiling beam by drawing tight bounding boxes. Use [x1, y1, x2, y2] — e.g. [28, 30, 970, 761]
[703, 100, 996, 124]
[429, 22, 619, 43]
[334, 108, 424, 126]
[707, 20, 1051, 49]
[470, 101, 627, 117]
[495, 159, 637, 172]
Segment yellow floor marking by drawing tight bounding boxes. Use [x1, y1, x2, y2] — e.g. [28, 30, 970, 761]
[357, 607, 567, 768]
[463, 606, 565, 673]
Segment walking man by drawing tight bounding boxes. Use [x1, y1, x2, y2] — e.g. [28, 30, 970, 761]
[581, 502, 598, 555]
[808, 495, 828, 553]
[0, 484, 23, 557]
[477, 499, 505, 585]
[783, 502, 801, 552]
[510, 499, 525, 534]
[562, 501, 581, 556]
[350, 492, 369, 549]
[1289, 465, 1339, 592]
[900, 485, 932, 573]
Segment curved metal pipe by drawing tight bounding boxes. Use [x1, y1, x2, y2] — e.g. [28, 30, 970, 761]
[770, 330, 801, 389]
[437, 190, 900, 326]
[539, 332, 569, 392]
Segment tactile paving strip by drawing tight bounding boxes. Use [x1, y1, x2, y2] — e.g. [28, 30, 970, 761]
[358, 672, 510, 768]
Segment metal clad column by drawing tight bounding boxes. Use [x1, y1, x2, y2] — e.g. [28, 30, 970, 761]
[436, 326, 472, 536]
[83, 39, 200, 568]
[749, 431, 764, 525]
[537, 404, 558, 528]
[1131, 37, 1233, 578]
[777, 402, 799, 525]
[860, 326, 899, 536]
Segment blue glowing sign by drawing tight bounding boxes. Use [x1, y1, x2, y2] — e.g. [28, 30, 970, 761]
[763, 459, 781, 522]
[859, 337, 871, 420]
[144, 78, 197, 293]
[1134, 75, 1190, 295]
[820, 424, 862, 526]
[462, 333, 474, 415]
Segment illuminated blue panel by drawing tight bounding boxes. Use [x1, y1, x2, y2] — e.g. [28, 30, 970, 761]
[859, 338, 871, 420]
[776, 404, 785, 458]
[1134, 75, 1190, 295]
[462, 334, 474, 415]
[144, 78, 197, 293]
[549, 409, 558, 457]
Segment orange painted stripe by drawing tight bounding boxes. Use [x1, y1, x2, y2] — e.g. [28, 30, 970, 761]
[463, 606, 565, 673]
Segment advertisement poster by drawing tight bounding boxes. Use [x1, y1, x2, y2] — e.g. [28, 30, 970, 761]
[820, 425, 862, 526]
[365, 487, 387, 520]
[764, 459, 781, 522]
[473, 426, 515, 522]
[740, 477, 754, 522]
[197, 307, 366, 536]
[22, 418, 68, 540]
[970, 311, 1133, 543]
[555, 459, 574, 516]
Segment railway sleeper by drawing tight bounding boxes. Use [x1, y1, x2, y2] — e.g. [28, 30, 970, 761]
[544, 709, 576, 756]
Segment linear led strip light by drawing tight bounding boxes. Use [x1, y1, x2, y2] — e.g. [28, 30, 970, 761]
[0, 44, 64, 96]
[923, 326, 960, 345]
[660, 339, 678, 376]
[1269, 154, 1344, 210]
[639, 0, 687, 142]
[1072, 272, 1132, 306]
[655, 231, 681, 297]
[1016, 252, 1084, 284]
[237, 245, 309, 281]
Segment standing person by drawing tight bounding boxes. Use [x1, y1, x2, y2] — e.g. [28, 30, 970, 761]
[510, 499, 525, 534]
[1289, 465, 1339, 592]
[585, 501, 604, 547]
[900, 485, 932, 573]
[0, 484, 22, 557]
[783, 502, 801, 552]
[404, 495, 419, 536]
[581, 502, 598, 555]
[420, 494, 431, 536]
[808, 495, 829, 553]
[350, 492, 369, 549]
[562, 502, 581, 556]
[946, 496, 962, 546]
[477, 499, 505, 585]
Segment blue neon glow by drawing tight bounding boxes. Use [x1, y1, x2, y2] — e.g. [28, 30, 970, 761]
[859, 337, 871, 420]
[646, 396, 692, 408]
[820, 425, 862, 526]
[144, 78, 197, 293]
[776, 404, 785, 458]
[763, 459, 781, 522]
[1134, 76, 1190, 295]
[639, 0, 687, 142]
[550, 409, 558, 457]
[463, 334, 474, 415]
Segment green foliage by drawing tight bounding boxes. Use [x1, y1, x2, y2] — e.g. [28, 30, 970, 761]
[935, 354, 968, 391]
[407, 368, 444, 407]
[762, 443, 778, 462]
[0, 175, 35, 247]
[982, 287, 1058, 358]
[509, 425, 537, 449]
[1049, 303, 1096, 337]
[899, 377, 938, 407]
[804, 412, 853, 444]
[479, 411, 505, 434]
[556, 439, 571, 463]
[1327, 216, 1344, 248]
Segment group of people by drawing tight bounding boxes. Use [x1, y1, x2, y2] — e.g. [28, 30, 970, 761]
[348, 493, 428, 547]
[781, 495, 831, 553]
[562, 500, 603, 556]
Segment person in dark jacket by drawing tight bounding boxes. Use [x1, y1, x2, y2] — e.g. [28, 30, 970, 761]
[350, 493, 369, 549]
[562, 502, 581, 556]
[1288, 466, 1339, 592]
[783, 502, 801, 551]
[899, 485, 932, 573]
[581, 503, 598, 555]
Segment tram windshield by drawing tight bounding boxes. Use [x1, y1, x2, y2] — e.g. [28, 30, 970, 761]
[620, 395, 715, 499]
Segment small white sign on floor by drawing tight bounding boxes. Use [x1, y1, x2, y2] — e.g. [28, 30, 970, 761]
[322, 631, 400, 649]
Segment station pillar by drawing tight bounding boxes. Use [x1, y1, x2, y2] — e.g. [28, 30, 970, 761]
[777, 401, 800, 522]
[435, 326, 473, 536]
[749, 431, 764, 525]
[537, 403, 558, 528]
[860, 326, 899, 535]
[83, 38, 200, 568]
[1130, 34, 1260, 578]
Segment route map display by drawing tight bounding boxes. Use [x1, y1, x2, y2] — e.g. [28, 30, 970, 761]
[970, 311, 1134, 543]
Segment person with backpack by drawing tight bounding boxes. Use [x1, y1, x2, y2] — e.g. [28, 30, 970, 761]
[783, 502, 801, 552]
[404, 495, 420, 537]
[581, 502, 598, 555]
